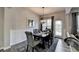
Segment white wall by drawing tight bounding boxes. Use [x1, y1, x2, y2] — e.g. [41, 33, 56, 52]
[10, 30, 26, 46]
[4, 7, 40, 47]
[0, 8, 4, 49]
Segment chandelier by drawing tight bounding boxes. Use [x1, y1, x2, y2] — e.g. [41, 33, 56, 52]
[40, 7, 45, 20]
[42, 7, 48, 30]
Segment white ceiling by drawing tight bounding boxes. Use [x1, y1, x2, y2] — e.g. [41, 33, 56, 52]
[28, 7, 66, 15]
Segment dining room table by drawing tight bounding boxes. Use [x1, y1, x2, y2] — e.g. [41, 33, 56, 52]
[33, 32, 50, 49]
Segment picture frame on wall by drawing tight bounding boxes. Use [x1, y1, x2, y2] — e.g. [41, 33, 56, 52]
[28, 19, 34, 28]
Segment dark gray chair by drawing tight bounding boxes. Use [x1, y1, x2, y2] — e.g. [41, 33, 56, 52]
[25, 31, 41, 52]
[44, 29, 53, 48]
[33, 29, 41, 34]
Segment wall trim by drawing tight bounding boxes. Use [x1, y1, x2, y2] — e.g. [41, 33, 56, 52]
[0, 47, 4, 50]
[3, 46, 11, 50]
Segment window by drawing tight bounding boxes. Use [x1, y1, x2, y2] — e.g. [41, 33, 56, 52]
[54, 20, 62, 36]
[41, 19, 51, 31]
[47, 19, 51, 29]
[41, 20, 47, 30]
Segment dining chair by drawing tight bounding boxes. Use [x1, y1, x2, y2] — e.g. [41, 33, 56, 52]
[50, 31, 53, 45]
[48, 29, 53, 45]
[33, 29, 41, 34]
[44, 33, 51, 48]
[44, 29, 53, 48]
[33, 29, 41, 40]
[25, 31, 41, 52]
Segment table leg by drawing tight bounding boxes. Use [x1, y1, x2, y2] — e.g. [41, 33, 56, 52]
[41, 38, 45, 49]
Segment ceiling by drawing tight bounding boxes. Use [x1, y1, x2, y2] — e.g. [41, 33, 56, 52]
[28, 7, 66, 15]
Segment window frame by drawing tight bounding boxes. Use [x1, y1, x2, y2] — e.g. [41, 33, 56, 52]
[54, 20, 63, 37]
[40, 18, 51, 31]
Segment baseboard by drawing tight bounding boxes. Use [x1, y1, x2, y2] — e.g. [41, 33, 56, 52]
[0, 47, 4, 50]
[3, 46, 11, 50]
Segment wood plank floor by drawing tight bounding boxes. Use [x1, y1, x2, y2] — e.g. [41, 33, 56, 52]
[3, 38, 58, 52]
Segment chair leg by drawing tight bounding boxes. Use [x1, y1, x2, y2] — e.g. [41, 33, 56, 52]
[26, 45, 28, 52]
[50, 37, 53, 45]
[51, 39, 52, 45]
[32, 47, 34, 52]
[48, 40, 50, 48]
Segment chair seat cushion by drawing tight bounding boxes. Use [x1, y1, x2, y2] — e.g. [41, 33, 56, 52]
[31, 40, 41, 47]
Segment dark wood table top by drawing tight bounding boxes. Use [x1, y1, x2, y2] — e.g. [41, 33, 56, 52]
[33, 32, 49, 38]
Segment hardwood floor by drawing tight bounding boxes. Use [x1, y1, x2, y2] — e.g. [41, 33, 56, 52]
[4, 38, 58, 52]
